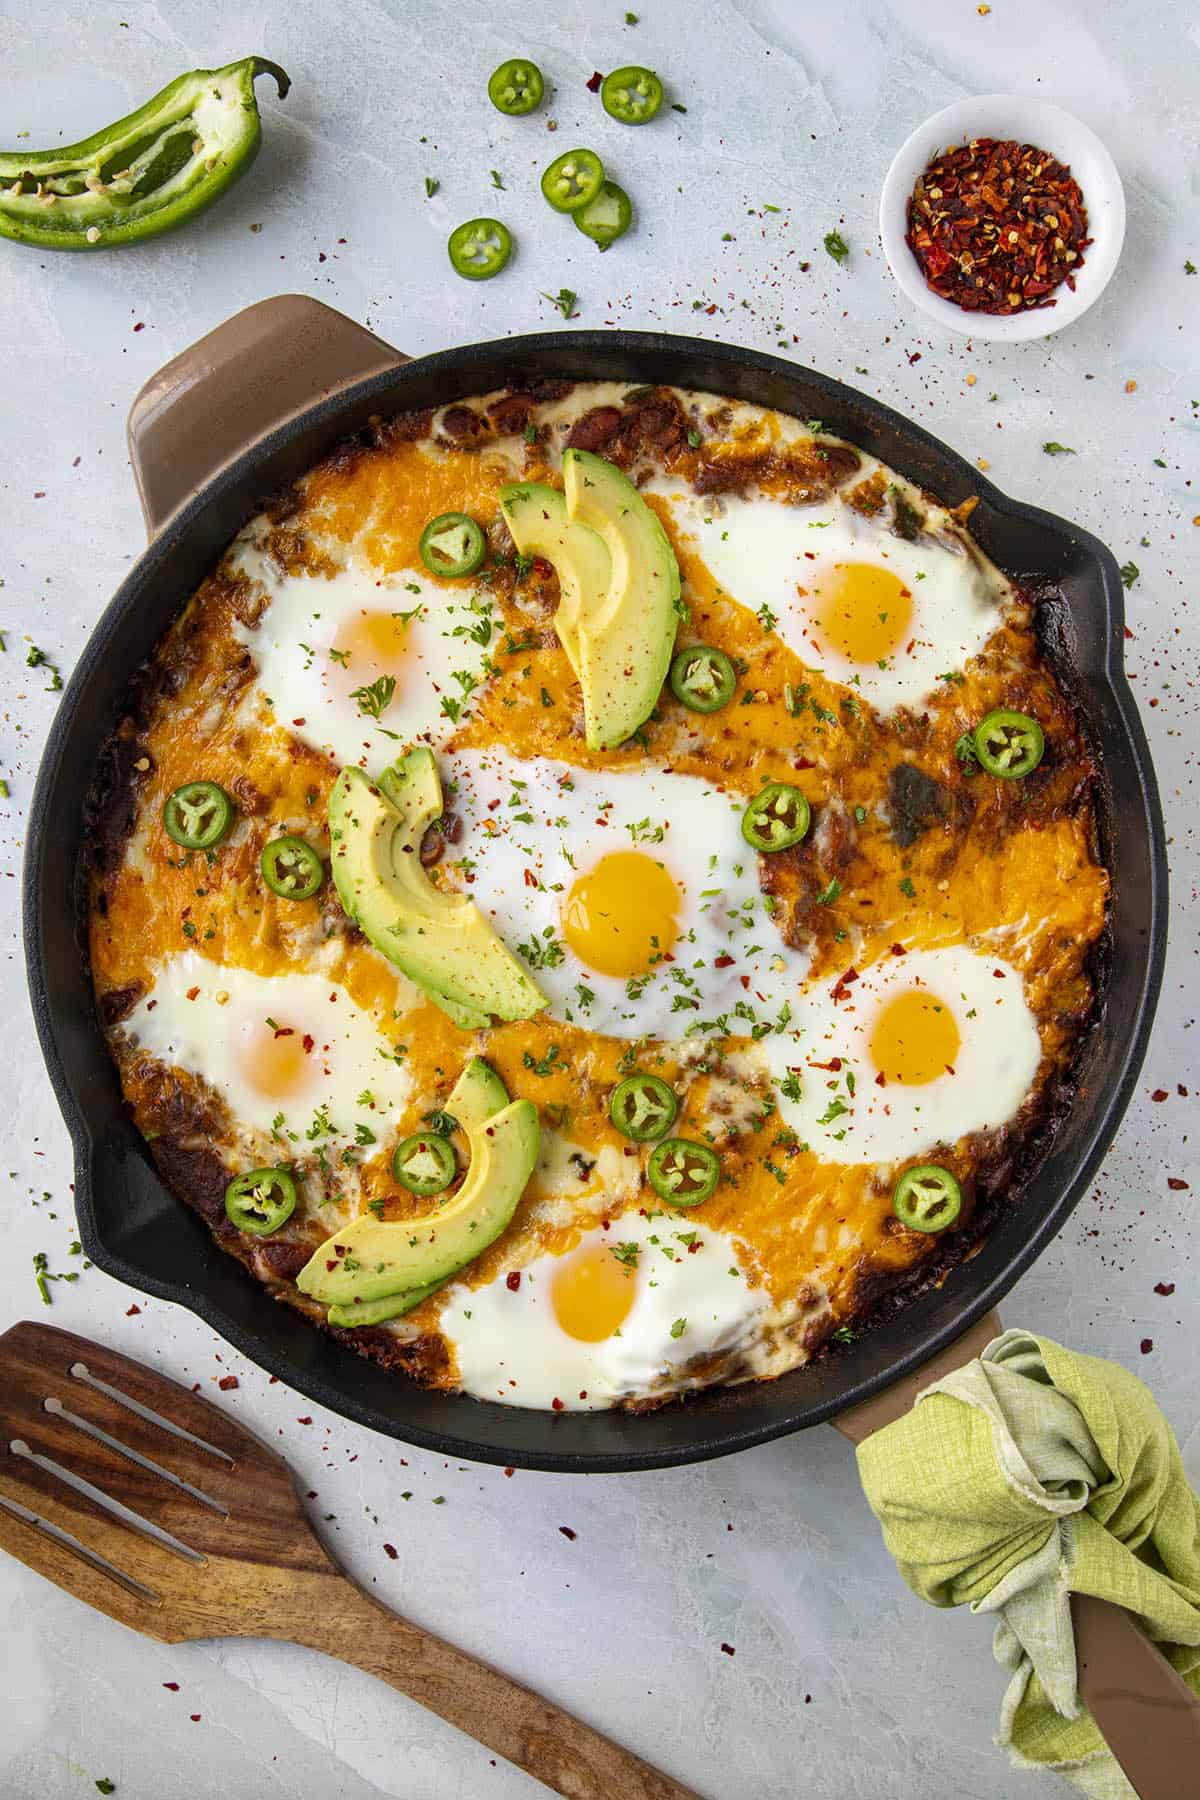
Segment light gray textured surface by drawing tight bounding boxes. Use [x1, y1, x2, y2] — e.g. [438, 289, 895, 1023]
[0, 3, 1197, 1796]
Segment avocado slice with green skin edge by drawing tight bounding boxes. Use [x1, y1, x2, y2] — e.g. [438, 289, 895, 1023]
[501, 453, 681, 751]
[326, 1282, 444, 1329]
[498, 480, 611, 680]
[329, 749, 547, 1025]
[297, 1058, 539, 1308]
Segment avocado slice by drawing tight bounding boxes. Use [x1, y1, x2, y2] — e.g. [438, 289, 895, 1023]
[563, 449, 681, 750]
[329, 749, 547, 1026]
[500, 453, 681, 752]
[297, 1057, 539, 1310]
[498, 480, 610, 680]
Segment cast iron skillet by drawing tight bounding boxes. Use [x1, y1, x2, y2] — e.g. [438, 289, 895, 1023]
[24, 297, 1166, 1472]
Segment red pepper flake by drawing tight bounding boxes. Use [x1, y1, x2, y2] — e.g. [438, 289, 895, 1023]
[296, 1416, 313, 1425]
[1151, 1089, 1169, 1102]
[125, 1304, 141, 1316]
[1140, 1338, 1154, 1354]
[523, 869, 538, 888]
[992, 968, 1006, 979]
[586, 70, 603, 92]
[831, 967, 859, 1003]
[503, 1467, 515, 1477]
[1154, 1282, 1176, 1296]
[890, 943, 907, 956]
[810, 1057, 843, 1072]
[1168, 1178, 1190, 1191]
[383, 1543, 398, 1559]
[302, 1033, 315, 1054]
[162, 1682, 179, 1691]
[506, 1270, 522, 1292]
[189, 1714, 202, 1723]
[906, 138, 1091, 316]
[1177, 1085, 1189, 1097]
[559, 1525, 577, 1540]
[714, 953, 736, 968]
[292, 716, 306, 726]
[217, 1375, 239, 1392]
[133, 321, 145, 332]
[551, 1396, 565, 1411]
[720, 1642, 736, 1656]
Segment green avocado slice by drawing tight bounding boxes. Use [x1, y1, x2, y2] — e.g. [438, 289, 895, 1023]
[500, 453, 681, 751]
[498, 480, 611, 680]
[329, 749, 546, 1025]
[297, 1057, 539, 1310]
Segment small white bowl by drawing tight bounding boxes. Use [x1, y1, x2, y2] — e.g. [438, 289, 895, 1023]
[879, 94, 1125, 342]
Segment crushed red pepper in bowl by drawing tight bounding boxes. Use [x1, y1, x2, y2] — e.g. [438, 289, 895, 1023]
[906, 137, 1091, 315]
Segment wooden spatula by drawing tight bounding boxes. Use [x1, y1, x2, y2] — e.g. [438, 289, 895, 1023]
[0, 1319, 697, 1800]
[832, 1310, 1200, 1800]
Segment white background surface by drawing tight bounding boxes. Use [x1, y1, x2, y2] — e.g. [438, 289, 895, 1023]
[1, 4, 1197, 1796]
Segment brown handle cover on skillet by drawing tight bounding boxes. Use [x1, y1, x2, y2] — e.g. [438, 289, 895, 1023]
[834, 1313, 1200, 1798]
[126, 295, 408, 539]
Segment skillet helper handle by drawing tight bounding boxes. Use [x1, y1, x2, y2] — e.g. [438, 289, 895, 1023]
[284, 1575, 701, 1800]
[126, 294, 407, 539]
[832, 1311, 1200, 1800]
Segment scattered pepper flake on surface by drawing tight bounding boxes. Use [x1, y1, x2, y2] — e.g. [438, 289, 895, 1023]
[217, 1374, 238, 1391]
[1140, 1339, 1154, 1355]
[720, 1642, 736, 1655]
[906, 138, 1089, 314]
[383, 1542, 398, 1559]
[1124, 379, 1137, 393]
[1167, 1178, 1190, 1192]
[586, 71, 603, 93]
[559, 1525, 577, 1539]
[1155, 1282, 1177, 1296]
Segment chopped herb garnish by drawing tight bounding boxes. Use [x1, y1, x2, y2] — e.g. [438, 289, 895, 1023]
[823, 229, 849, 264]
[1118, 561, 1140, 590]
[350, 674, 396, 719]
[424, 177, 439, 198]
[899, 876, 916, 898]
[816, 877, 841, 905]
[541, 287, 577, 318]
[26, 644, 63, 691]
[1042, 441, 1076, 456]
[611, 1241, 640, 1268]
[670, 1317, 686, 1338]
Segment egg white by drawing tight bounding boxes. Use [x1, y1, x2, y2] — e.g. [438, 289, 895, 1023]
[762, 943, 1041, 1165]
[646, 479, 1007, 712]
[231, 542, 494, 771]
[441, 747, 811, 1042]
[439, 1210, 767, 1410]
[121, 953, 411, 1149]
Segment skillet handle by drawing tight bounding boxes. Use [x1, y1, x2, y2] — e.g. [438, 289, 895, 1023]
[126, 295, 407, 539]
[832, 1313, 1200, 1798]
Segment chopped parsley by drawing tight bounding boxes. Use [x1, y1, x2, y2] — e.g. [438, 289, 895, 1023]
[1118, 561, 1140, 590]
[522, 1044, 565, 1077]
[424, 177, 439, 198]
[670, 1317, 687, 1338]
[541, 287, 577, 319]
[778, 1071, 803, 1103]
[517, 929, 566, 970]
[26, 644, 63, 691]
[823, 229, 849, 264]
[611, 1242, 640, 1268]
[815, 877, 841, 906]
[898, 876, 916, 898]
[350, 674, 396, 719]
[1042, 441, 1076, 456]
[490, 169, 505, 189]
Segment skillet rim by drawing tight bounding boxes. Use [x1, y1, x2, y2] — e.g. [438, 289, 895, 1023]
[23, 327, 1169, 1471]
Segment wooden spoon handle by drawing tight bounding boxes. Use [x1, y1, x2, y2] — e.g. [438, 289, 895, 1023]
[285, 1574, 700, 1800]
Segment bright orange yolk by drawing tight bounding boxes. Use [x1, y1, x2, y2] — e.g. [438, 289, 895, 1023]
[869, 990, 961, 1086]
[328, 609, 414, 693]
[562, 850, 680, 979]
[551, 1241, 638, 1342]
[815, 561, 914, 664]
[235, 1018, 312, 1100]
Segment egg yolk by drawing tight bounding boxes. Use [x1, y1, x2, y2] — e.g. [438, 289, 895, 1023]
[563, 850, 680, 979]
[869, 989, 961, 1085]
[815, 561, 914, 664]
[328, 609, 414, 692]
[236, 1018, 312, 1099]
[551, 1241, 638, 1342]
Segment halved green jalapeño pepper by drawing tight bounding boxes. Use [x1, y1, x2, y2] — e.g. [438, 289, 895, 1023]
[600, 66, 664, 125]
[261, 835, 323, 900]
[420, 511, 487, 577]
[610, 1074, 678, 1142]
[541, 149, 605, 213]
[741, 783, 811, 852]
[392, 1132, 457, 1197]
[447, 217, 513, 281]
[669, 644, 736, 713]
[892, 1164, 962, 1233]
[0, 57, 289, 252]
[573, 180, 632, 247]
[973, 709, 1045, 779]
[163, 781, 234, 850]
[647, 1138, 721, 1206]
[488, 59, 544, 115]
[225, 1167, 298, 1235]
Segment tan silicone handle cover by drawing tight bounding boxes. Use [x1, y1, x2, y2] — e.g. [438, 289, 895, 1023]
[833, 1313, 1200, 1798]
[126, 295, 407, 538]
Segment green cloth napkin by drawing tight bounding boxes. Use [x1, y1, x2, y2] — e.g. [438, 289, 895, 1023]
[856, 1329, 1200, 1797]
